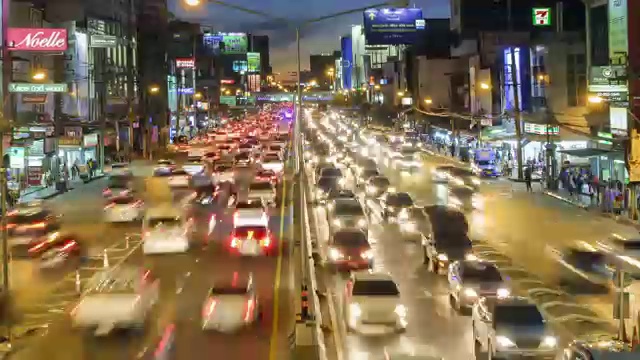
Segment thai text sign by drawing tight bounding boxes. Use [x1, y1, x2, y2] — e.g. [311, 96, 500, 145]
[7, 28, 68, 51]
[9, 83, 68, 93]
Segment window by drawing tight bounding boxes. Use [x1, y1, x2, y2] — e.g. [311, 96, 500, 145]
[566, 54, 587, 106]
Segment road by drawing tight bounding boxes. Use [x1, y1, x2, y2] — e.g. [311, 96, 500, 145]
[9, 163, 294, 360]
[306, 117, 632, 359]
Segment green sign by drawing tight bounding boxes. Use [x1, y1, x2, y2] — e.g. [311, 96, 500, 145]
[247, 52, 261, 72]
[221, 34, 248, 54]
[524, 123, 559, 135]
[90, 35, 118, 48]
[590, 66, 626, 86]
[532, 8, 551, 26]
[219, 96, 237, 106]
[9, 83, 68, 93]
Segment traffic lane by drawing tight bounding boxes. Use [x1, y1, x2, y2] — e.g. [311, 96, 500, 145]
[313, 203, 474, 359]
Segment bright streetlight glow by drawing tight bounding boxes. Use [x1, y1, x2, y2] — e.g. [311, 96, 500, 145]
[32, 71, 46, 81]
[479, 82, 490, 90]
[588, 95, 604, 104]
[184, 0, 201, 6]
[397, 91, 404, 97]
[374, 85, 380, 90]
[194, 92, 202, 99]
[149, 86, 160, 94]
[424, 98, 433, 104]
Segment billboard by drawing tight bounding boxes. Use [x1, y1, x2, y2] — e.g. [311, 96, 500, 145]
[233, 60, 248, 73]
[340, 36, 352, 90]
[248, 74, 261, 93]
[363, 8, 423, 45]
[247, 52, 261, 72]
[202, 33, 248, 55]
[7, 28, 68, 51]
[219, 96, 237, 106]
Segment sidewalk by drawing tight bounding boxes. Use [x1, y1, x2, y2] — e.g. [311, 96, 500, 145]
[542, 189, 640, 230]
[18, 172, 107, 203]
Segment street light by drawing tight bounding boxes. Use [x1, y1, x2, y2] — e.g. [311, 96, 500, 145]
[424, 98, 432, 105]
[397, 91, 404, 97]
[184, 0, 201, 5]
[149, 85, 160, 94]
[194, 92, 203, 100]
[588, 95, 604, 104]
[32, 71, 46, 81]
[479, 82, 490, 90]
[374, 85, 380, 90]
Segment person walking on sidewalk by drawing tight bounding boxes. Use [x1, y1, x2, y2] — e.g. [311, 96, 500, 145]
[524, 166, 533, 192]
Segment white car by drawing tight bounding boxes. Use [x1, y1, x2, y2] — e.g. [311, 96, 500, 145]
[201, 273, 262, 333]
[70, 266, 159, 336]
[103, 196, 144, 223]
[248, 181, 276, 204]
[168, 169, 190, 188]
[142, 207, 190, 254]
[261, 153, 284, 173]
[343, 271, 407, 334]
[213, 164, 235, 183]
[233, 199, 268, 226]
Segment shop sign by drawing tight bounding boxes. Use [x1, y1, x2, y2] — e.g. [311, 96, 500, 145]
[58, 137, 82, 146]
[9, 83, 67, 93]
[590, 66, 626, 86]
[21, 94, 47, 104]
[89, 34, 117, 48]
[176, 58, 195, 68]
[591, 91, 628, 102]
[524, 123, 559, 135]
[532, 8, 552, 26]
[9, 147, 24, 169]
[27, 167, 42, 186]
[7, 28, 68, 51]
[610, 107, 628, 135]
[178, 88, 194, 94]
[83, 133, 98, 147]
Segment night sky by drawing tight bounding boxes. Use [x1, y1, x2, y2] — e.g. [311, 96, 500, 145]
[169, 0, 450, 78]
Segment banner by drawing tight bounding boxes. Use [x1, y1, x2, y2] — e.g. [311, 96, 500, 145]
[7, 28, 68, 51]
[247, 52, 261, 72]
[363, 8, 423, 45]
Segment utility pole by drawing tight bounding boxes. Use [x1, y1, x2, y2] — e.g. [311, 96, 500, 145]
[1, 0, 11, 344]
[507, 0, 524, 180]
[126, 0, 136, 157]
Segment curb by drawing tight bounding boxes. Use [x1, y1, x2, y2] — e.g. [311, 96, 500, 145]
[34, 174, 107, 201]
[543, 191, 590, 210]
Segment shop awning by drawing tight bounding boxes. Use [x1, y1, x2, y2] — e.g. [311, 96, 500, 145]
[557, 148, 612, 157]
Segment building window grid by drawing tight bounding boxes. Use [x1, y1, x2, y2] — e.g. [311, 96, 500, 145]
[566, 53, 587, 106]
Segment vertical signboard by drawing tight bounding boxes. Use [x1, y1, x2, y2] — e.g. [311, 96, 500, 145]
[609, 0, 628, 64]
[248, 74, 261, 93]
[628, 0, 640, 181]
[247, 52, 261, 73]
[340, 36, 353, 90]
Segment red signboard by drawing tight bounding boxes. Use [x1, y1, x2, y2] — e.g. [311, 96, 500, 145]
[7, 28, 68, 51]
[221, 79, 235, 84]
[27, 167, 42, 186]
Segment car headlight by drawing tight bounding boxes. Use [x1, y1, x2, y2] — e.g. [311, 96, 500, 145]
[437, 253, 448, 261]
[394, 304, 407, 318]
[357, 218, 367, 227]
[338, 178, 346, 186]
[465, 253, 478, 261]
[471, 178, 481, 185]
[361, 249, 374, 259]
[496, 335, 516, 347]
[463, 288, 478, 298]
[332, 219, 342, 227]
[541, 336, 557, 348]
[497, 288, 510, 299]
[349, 303, 362, 317]
[329, 247, 343, 260]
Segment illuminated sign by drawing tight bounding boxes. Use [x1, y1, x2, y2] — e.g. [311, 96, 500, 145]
[7, 28, 68, 51]
[176, 58, 195, 68]
[9, 83, 67, 93]
[524, 123, 559, 135]
[532, 8, 552, 26]
[221, 79, 235, 85]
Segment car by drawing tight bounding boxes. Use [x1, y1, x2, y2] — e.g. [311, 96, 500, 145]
[142, 207, 190, 254]
[319, 167, 345, 186]
[472, 297, 558, 359]
[448, 167, 481, 190]
[422, 233, 473, 275]
[327, 230, 373, 270]
[70, 266, 159, 336]
[28, 232, 84, 267]
[5, 207, 61, 250]
[233, 199, 268, 226]
[255, 169, 277, 184]
[343, 271, 407, 334]
[326, 198, 367, 233]
[327, 189, 356, 201]
[213, 163, 235, 183]
[156, 159, 175, 167]
[447, 260, 509, 312]
[103, 171, 135, 197]
[379, 192, 414, 223]
[201, 273, 262, 333]
[103, 195, 144, 223]
[247, 181, 276, 204]
[260, 153, 284, 173]
[546, 242, 613, 291]
[234, 152, 252, 166]
[314, 163, 336, 181]
[365, 176, 391, 197]
[315, 176, 341, 204]
[356, 168, 380, 187]
[228, 224, 274, 256]
[167, 169, 190, 188]
[396, 207, 428, 242]
[183, 160, 205, 176]
[430, 165, 456, 183]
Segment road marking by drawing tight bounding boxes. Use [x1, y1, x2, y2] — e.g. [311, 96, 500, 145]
[269, 153, 290, 360]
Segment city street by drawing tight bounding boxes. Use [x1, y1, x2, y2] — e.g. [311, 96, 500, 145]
[9, 163, 294, 359]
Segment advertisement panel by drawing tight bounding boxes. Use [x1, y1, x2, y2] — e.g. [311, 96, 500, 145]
[247, 52, 261, 72]
[340, 36, 352, 89]
[7, 28, 68, 51]
[233, 60, 248, 73]
[219, 96, 237, 106]
[176, 58, 195, 68]
[205, 33, 249, 54]
[363, 8, 423, 45]
[609, 0, 628, 64]
[248, 74, 261, 93]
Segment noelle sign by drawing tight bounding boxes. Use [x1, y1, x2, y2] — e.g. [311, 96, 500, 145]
[7, 28, 68, 51]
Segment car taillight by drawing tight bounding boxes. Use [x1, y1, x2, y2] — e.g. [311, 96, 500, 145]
[230, 237, 239, 248]
[260, 237, 271, 248]
[1, 224, 16, 230]
[102, 189, 112, 196]
[61, 241, 77, 252]
[26, 222, 46, 229]
[144, 231, 151, 237]
[203, 299, 217, 317]
[28, 241, 47, 254]
[104, 203, 115, 210]
[243, 298, 255, 322]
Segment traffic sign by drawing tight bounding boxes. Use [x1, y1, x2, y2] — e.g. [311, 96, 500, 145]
[532, 8, 552, 26]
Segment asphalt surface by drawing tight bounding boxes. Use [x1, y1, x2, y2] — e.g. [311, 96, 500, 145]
[306, 118, 633, 359]
[9, 162, 294, 360]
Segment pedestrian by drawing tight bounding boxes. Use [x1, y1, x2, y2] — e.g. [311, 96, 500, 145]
[524, 166, 533, 192]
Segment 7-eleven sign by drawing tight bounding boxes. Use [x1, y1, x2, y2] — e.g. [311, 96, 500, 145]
[532, 8, 552, 26]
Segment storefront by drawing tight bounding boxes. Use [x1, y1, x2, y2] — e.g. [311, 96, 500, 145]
[83, 133, 99, 164]
[58, 137, 84, 169]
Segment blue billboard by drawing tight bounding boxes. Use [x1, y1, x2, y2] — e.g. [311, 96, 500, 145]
[363, 8, 424, 45]
[340, 36, 352, 90]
